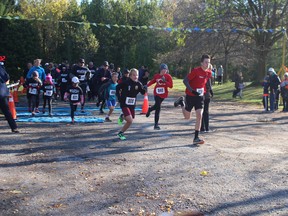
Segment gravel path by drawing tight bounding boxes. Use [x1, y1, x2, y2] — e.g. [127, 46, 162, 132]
[0, 96, 287, 216]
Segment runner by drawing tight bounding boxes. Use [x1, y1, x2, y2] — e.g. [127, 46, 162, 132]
[117, 68, 130, 125]
[98, 72, 118, 122]
[146, 63, 173, 130]
[174, 54, 212, 145]
[116, 68, 147, 140]
[71, 58, 90, 112]
[25, 71, 43, 116]
[42, 74, 55, 117]
[64, 77, 84, 124]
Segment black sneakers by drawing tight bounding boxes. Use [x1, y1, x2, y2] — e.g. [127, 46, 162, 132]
[174, 96, 184, 107]
[146, 107, 151, 118]
[154, 124, 161, 130]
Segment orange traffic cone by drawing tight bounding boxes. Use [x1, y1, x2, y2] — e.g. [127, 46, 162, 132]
[8, 92, 17, 120]
[141, 92, 149, 114]
[13, 87, 19, 103]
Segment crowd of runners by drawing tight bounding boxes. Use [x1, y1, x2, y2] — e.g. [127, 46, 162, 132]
[3, 54, 217, 144]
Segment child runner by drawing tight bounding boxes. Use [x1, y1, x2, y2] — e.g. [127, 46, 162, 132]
[146, 63, 173, 130]
[117, 69, 130, 125]
[42, 74, 55, 116]
[174, 54, 212, 145]
[64, 77, 84, 124]
[116, 68, 146, 140]
[25, 71, 42, 116]
[98, 72, 118, 122]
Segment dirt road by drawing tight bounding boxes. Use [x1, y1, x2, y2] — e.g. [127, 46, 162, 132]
[0, 97, 287, 216]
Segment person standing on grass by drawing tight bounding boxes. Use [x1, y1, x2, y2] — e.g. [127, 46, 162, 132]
[267, 67, 281, 112]
[116, 68, 146, 140]
[174, 54, 212, 145]
[146, 63, 173, 130]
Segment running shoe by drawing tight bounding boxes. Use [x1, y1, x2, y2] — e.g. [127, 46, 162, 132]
[49, 113, 53, 117]
[12, 129, 20, 133]
[35, 108, 40, 113]
[193, 137, 205, 145]
[146, 107, 151, 118]
[99, 109, 105, 114]
[105, 117, 112, 122]
[118, 114, 124, 125]
[174, 96, 184, 107]
[118, 132, 126, 140]
[154, 125, 161, 130]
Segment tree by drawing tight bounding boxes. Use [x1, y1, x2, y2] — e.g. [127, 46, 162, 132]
[225, 0, 288, 81]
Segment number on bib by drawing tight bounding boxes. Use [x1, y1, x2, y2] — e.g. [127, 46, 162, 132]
[110, 90, 116, 96]
[45, 90, 53, 96]
[71, 94, 79, 101]
[29, 88, 37, 95]
[80, 75, 85, 81]
[156, 87, 165, 94]
[196, 88, 204, 96]
[125, 97, 136, 105]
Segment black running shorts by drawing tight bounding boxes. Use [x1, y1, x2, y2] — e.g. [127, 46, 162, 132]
[185, 95, 204, 112]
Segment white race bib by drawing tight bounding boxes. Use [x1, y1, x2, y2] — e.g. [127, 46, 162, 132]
[196, 88, 204, 96]
[156, 87, 165, 94]
[110, 90, 116, 96]
[125, 97, 136, 105]
[71, 94, 79, 101]
[45, 90, 53, 96]
[62, 78, 67, 83]
[79, 75, 85, 81]
[29, 88, 37, 95]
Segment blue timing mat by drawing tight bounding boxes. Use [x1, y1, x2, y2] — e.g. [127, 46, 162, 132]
[16, 116, 104, 123]
[16, 111, 92, 117]
[16, 107, 142, 111]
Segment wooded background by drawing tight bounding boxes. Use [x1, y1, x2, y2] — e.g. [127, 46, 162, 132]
[1, 0, 288, 82]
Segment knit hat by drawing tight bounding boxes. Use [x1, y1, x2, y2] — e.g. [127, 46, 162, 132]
[46, 74, 52, 82]
[160, 63, 168, 71]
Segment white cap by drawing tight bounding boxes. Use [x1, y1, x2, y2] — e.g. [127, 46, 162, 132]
[268, 67, 275, 73]
[72, 76, 79, 83]
[284, 72, 288, 77]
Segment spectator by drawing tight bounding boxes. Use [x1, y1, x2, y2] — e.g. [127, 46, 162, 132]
[267, 67, 281, 112]
[217, 65, 223, 85]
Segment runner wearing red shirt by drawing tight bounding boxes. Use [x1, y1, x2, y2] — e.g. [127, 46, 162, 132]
[174, 54, 212, 145]
[146, 63, 173, 130]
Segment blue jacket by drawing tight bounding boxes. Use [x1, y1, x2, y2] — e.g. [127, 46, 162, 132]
[26, 66, 46, 81]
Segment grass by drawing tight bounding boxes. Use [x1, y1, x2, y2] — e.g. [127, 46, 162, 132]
[171, 78, 264, 105]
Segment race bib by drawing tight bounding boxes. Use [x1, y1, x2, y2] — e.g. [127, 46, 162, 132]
[156, 87, 165, 94]
[62, 78, 67, 83]
[79, 75, 85, 81]
[110, 90, 116, 96]
[71, 94, 79, 101]
[125, 97, 136, 105]
[45, 90, 53, 96]
[29, 88, 37, 95]
[196, 88, 204, 96]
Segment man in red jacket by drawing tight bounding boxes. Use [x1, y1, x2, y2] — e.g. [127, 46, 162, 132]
[174, 54, 212, 145]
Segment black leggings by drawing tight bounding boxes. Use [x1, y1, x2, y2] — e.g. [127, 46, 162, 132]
[79, 83, 87, 109]
[29, 95, 38, 112]
[201, 98, 210, 131]
[0, 97, 17, 130]
[150, 95, 164, 125]
[43, 96, 52, 114]
[70, 104, 77, 119]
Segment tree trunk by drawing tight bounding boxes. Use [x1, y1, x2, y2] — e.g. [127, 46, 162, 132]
[223, 51, 229, 82]
[257, 50, 268, 82]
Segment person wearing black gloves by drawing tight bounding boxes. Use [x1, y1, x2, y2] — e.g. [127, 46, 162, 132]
[174, 54, 212, 145]
[0, 60, 19, 133]
[116, 68, 146, 140]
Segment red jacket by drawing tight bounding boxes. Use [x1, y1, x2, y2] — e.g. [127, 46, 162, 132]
[147, 73, 173, 98]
